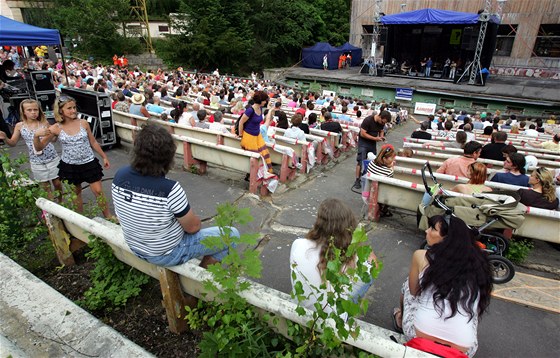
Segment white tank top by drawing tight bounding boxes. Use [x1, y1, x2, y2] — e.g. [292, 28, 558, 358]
[414, 284, 479, 348]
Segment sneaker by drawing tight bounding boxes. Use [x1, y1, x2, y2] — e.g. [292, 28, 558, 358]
[352, 178, 361, 190]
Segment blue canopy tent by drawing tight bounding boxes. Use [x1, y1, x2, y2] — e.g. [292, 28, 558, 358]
[337, 42, 363, 67]
[0, 15, 61, 46]
[301, 42, 341, 70]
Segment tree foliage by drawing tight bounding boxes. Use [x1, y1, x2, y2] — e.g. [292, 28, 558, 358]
[158, 0, 351, 74]
[25, 0, 143, 60]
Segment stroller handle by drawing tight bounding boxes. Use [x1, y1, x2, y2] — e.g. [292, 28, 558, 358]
[421, 161, 438, 194]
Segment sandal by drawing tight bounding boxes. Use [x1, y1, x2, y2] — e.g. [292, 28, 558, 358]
[392, 307, 403, 334]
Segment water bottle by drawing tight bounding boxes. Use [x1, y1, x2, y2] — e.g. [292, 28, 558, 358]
[45, 105, 54, 124]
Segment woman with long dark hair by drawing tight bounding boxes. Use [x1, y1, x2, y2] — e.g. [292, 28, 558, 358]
[393, 215, 493, 357]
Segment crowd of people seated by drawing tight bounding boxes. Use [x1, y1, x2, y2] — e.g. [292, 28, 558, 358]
[407, 108, 560, 210]
[2, 51, 559, 357]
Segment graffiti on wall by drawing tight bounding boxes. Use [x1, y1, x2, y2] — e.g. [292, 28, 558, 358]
[490, 66, 560, 79]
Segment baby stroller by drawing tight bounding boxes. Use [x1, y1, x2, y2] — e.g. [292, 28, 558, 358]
[418, 162, 525, 284]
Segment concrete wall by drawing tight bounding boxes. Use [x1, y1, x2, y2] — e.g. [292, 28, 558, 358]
[284, 78, 557, 116]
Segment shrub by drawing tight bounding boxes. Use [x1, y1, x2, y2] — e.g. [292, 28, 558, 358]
[0, 150, 50, 267]
[506, 238, 534, 264]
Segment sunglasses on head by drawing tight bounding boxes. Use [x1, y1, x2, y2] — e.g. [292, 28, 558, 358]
[58, 95, 75, 105]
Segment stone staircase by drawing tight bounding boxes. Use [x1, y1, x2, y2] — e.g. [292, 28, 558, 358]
[126, 53, 167, 71]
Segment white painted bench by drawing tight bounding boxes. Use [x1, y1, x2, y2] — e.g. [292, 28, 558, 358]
[113, 111, 298, 184]
[114, 122, 267, 195]
[35, 198, 431, 357]
[404, 149, 560, 170]
[365, 174, 560, 243]
[418, 134, 560, 156]
[402, 141, 560, 162]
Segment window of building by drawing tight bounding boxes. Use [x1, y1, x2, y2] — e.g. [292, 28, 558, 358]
[505, 106, 524, 115]
[471, 102, 488, 109]
[533, 24, 560, 57]
[158, 25, 169, 33]
[439, 98, 455, 107]
[126, 25, 142, 36]
[362, 88, 374, 97]
[495, 24, 517, 56]
[340, 86, 351, 94]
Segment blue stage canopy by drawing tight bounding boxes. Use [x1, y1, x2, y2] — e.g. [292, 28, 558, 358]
[301, 42, 342, 70]
[337, 42, 363, 67]
[0, 15, 61, 46]
[380, 8, 498, 25]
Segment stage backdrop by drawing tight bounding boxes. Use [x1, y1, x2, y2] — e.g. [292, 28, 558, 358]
[337, 42, 363, 67]
[301, 42, 342, 70]
[0, 15, 61, 46]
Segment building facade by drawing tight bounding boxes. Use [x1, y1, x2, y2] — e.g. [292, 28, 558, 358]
[350, 0, 560, 78]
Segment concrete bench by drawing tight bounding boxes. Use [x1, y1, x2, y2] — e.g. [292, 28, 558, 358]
[403, 149, 560, 171]
[402, 141, 560, 162]
[35, 198, 430, 357]
[114, 122, 268, 195]
[420, 133, 560, 156]
[364, 174, 560, 243]
[113, 111, 297, 185]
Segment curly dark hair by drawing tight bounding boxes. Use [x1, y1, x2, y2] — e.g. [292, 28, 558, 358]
[252, 90, 269, 104]
[421, 215, 493, 321]
[131, 124, 177, 176]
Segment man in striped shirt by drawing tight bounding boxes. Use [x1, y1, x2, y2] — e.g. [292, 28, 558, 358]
[112, 124, 237, 268]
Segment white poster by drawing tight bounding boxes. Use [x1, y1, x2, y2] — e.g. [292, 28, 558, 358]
[414, 102, 437, 115]
[322, 90, 336, 98]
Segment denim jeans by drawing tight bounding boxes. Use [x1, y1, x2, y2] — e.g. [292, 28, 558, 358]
[135, 226, 239, 267]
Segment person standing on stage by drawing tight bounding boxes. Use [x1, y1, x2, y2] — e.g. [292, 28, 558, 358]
[323, 54, 328, 70]
[425, 57, 433, 77]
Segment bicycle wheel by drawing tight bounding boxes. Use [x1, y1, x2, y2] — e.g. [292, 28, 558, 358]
[479, 232, 510, 255]
[487, 254, 515, 284]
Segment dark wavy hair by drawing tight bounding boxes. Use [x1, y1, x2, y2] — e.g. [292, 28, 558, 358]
[421, 215, 493, 321]
[131, 124, 177, 176]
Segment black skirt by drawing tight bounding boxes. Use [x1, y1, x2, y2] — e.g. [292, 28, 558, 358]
[58, 157, 103, 185]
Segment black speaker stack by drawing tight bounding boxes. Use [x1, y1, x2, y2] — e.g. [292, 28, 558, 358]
[60, 87, 117, 148]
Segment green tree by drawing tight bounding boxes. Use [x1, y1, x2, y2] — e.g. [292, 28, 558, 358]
[26, 0, 143, 60]
[167, 0, 253, 73]
[248, 0, 326, 70]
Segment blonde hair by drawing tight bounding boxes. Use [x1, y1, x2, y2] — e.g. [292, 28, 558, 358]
[510, 125, 519, 134]
[306, 198, 357, 278]
[53, 95, 77, 123]
[534, 167, 557, 203]
[19, 99, 47, 125]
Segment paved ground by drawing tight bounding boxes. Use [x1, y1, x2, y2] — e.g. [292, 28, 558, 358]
[1, 117, 559, 357]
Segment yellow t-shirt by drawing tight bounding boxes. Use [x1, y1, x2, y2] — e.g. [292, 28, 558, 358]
[542, 141, 560, 151]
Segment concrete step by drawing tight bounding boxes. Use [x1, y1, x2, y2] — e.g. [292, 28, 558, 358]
[0, 253, 155, 358]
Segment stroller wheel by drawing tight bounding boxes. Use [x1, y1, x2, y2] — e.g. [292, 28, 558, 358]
[479, 233, 510, 255]
[487, 255, 515, 284]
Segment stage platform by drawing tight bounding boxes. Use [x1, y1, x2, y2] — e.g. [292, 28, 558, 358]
[271, 67, 560, 107]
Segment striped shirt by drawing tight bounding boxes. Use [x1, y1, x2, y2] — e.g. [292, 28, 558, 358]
[367, 161, 394, 178]
[111, 166, 190, 256]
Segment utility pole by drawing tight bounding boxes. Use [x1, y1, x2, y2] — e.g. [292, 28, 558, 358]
[130, 0, 154, 53]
